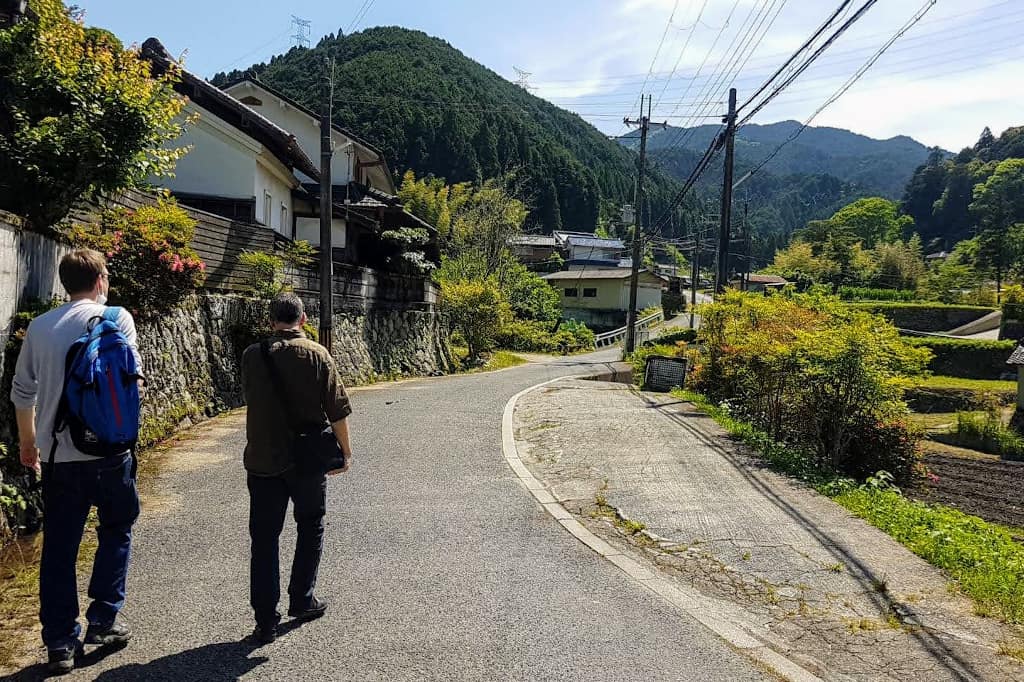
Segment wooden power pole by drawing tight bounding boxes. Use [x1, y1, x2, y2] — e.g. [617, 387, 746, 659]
[716, 88, 738, 294]
[623, 95, 667, 354]
[319, 57, 334, 352]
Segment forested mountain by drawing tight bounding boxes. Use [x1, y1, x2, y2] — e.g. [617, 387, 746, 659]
[624, 121, 937, 198]
[211, 27, 686, 234]
[617, 121, 940, 261]
[901, 126, 1024, 250]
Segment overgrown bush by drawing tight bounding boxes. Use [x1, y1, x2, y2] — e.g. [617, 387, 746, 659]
[238, 240, 316, 299]
[439, 279, 510, 360]
[496, 319, 594, 354]
[69, 201, 205, 316]
[662, 291, 685, 316]
[953, 410, 1024, 461]
[693, 291, 930, 483]
[0, 0, 188, 229]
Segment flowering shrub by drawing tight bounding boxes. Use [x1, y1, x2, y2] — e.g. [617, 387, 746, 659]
[69, 200, 205, 316]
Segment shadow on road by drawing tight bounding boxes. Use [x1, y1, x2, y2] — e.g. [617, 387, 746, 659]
[3, 620, 315, 681]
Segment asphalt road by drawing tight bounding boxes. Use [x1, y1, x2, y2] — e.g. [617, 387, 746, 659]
[15, 350, 766, 681]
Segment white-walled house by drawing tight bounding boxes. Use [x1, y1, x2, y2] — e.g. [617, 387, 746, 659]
[221, 79, 419, 257]
[141, 39, 319, 237]
[542, 269, 664, 330]
[142, 39, 438, 271]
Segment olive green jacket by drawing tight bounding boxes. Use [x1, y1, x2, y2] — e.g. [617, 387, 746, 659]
[241, 329, 352, 476]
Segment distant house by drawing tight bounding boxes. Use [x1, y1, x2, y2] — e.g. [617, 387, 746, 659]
[509, 234, 559, 267]
[542, 269, 664, 330]
[732, 273, 789, 293]
[554, 232, 625, 269]
[925, 251, 950, 265]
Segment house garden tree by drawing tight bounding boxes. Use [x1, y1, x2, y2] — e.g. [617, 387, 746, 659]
[0, 0, 188, 230]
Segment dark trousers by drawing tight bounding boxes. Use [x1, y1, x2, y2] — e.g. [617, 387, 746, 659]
[247, 468, 327, 627]
[40, 453, 140, 651]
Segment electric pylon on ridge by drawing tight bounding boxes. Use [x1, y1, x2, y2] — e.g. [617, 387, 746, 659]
[291, 15, 312, 49]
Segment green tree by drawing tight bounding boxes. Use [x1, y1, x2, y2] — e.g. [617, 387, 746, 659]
[970, 158, 1024, 301]
[439, 279, 510, 360]
[0, 0, 188, 229]
[828, 198, 913, 248]
[872, 236, 925, 291]
[764, 241, 839, 284]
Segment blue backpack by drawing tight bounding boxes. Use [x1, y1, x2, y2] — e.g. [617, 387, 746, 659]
[51, 307, 142, 462]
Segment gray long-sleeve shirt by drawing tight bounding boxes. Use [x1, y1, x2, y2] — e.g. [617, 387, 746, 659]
[11, 300, 142, 464]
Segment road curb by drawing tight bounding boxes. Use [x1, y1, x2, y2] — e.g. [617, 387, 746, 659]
[501, 376, 824, 682]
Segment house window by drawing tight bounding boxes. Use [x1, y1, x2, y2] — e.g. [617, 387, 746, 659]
[280, 204, 289, 233]
[583, 288, 597, 298]
[564, 288, 578, 298]
[263, 192, 272, 227]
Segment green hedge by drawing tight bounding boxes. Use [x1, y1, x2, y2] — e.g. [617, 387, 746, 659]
[851, 302, 995, 332]
[905, 386, 1015, 413]
[644, 328, 697, 347]
[906, 337, 1015, 379]
[838, 287, 917, 302]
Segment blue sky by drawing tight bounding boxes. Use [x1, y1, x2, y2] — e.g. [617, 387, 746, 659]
[75, 0, 1023, 151]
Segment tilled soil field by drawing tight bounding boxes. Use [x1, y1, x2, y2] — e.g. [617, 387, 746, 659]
[911, 444, 1024, 530]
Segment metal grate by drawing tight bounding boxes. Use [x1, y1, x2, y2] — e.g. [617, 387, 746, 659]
[644, 356, 688, 392]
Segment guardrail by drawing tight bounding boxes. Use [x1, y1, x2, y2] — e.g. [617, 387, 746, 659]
[594, 310, 665, 348]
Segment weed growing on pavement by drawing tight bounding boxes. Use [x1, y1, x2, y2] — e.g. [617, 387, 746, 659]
[826, 562, 846, 573]
[997, 641, 1024, 663]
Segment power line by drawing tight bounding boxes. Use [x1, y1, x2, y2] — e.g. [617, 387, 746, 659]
[345, 0, 376, 35]
[653, 0, 710, 109]
[738, 0, 853, 111]
[734, 0, 939, 190]
[737, 0, 881, 126]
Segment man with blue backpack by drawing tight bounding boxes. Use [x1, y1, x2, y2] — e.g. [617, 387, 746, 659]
[11, 249, 143, 676]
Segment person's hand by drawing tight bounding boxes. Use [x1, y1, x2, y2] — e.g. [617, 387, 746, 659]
[20, 441, 40, 476]
[327, 453, 352, 476]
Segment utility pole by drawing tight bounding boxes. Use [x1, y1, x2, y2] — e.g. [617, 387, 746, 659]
[623, 94, 667, 354]
[689, 237, 700, 329]
[742, 200, 750, 292]
[319, 56, 334, 352]
[716, 87, 738, 294]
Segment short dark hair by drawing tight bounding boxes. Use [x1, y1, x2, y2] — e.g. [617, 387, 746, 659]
[270, 292, 304, 325]
[59, 249, 107, 295]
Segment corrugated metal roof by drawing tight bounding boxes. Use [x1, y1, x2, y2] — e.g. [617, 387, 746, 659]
[564, 236, 625, 249]
[543, 269, 660, 281]
[511, 235, 558, 247]
[1007, 345, 1024, 365]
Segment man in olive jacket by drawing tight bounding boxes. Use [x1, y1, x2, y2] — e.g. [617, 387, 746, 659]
[241, 292, 353, 644]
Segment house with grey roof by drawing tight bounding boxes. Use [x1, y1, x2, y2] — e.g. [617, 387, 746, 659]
[542, 268, 665, 330]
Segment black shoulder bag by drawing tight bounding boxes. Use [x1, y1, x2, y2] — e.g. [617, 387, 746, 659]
[260, 339, 346, 475]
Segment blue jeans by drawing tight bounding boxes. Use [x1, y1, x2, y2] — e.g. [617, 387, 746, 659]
[40, 452, 140, 651]
[247, 469, 327, 628]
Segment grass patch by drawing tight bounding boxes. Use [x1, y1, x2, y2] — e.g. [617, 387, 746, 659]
[452, 347, 527, 374]
[998, 641, 1024, 663]
[833, 487, 1024, 624]
[0, 519, 99, 668]
[950, 410, 1024, 461]
[918, 376, 1017, 392]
